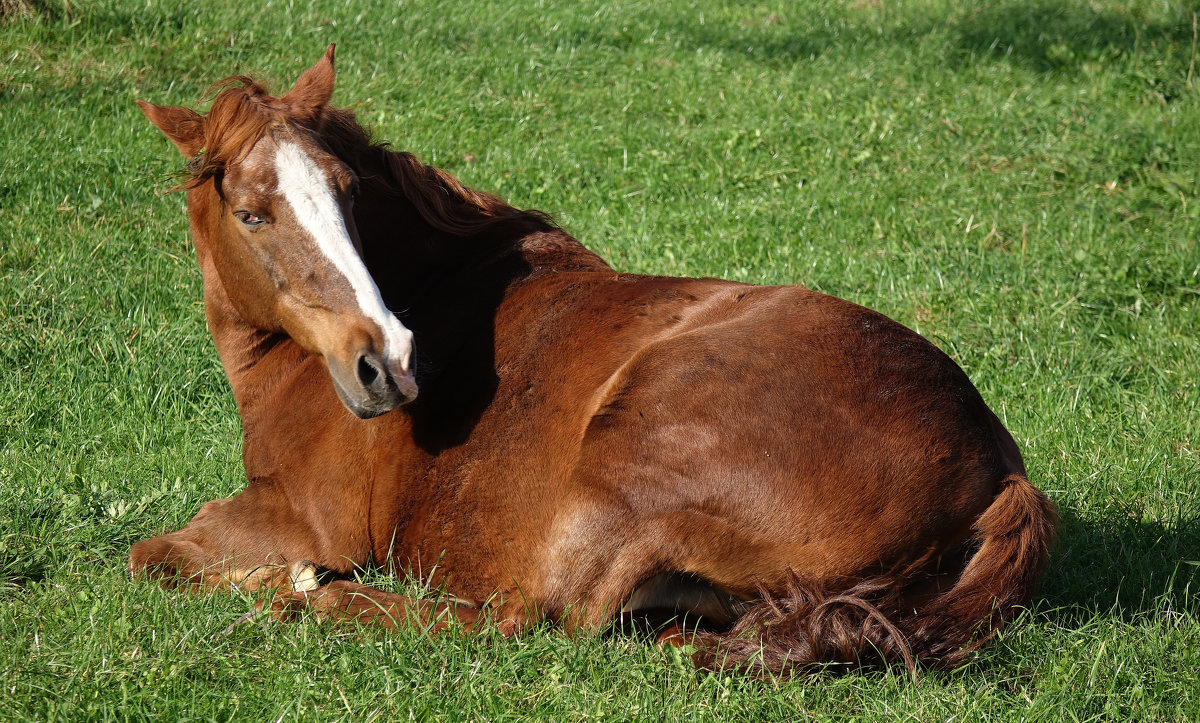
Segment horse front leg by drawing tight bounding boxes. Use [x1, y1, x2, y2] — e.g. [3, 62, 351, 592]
[261, 581, 499, 633]
[129, 533, 324, 592]
[128, 479, 369, 592]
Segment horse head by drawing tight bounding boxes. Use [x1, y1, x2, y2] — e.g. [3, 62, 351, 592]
[137, 44, 416, 418]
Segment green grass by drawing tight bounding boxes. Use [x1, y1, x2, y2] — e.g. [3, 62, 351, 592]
[3, 0, 1200, 718]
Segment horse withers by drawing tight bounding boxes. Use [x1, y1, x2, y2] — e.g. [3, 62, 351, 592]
[131, 45, 1056, 675]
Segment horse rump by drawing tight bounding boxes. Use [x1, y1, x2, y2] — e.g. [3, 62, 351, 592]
[692, 474, 1057, 677]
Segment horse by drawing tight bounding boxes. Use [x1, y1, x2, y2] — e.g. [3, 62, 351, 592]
[131, 45, 1056, 676]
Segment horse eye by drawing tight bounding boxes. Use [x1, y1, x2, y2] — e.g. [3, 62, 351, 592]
[348, 181, 360, 201]
[234, 211, 266, 227]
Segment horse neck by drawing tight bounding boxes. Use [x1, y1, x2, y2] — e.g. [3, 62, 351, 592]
[353, 187, 611, 315]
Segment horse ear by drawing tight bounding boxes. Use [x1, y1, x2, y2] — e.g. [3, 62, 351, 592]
[137, 101, 205, 158]
[283, 43, 336, 120]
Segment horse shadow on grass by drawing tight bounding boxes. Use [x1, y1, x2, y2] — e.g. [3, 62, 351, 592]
[1037, 505, 1200, 626]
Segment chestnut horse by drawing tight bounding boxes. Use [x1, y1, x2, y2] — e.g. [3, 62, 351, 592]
[132, 45, 1056, 675]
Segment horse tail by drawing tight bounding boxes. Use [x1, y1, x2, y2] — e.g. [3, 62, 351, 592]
[691, 473, 1057, 677]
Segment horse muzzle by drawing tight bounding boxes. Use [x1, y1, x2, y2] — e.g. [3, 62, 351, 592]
[328, 347, 418, 419]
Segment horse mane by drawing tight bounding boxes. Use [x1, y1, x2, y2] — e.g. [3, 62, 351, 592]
[315, 105, 556, 238]
[176, 76, 556, 238]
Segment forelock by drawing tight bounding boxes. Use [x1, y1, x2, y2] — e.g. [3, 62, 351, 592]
[181, 76, 293, 188]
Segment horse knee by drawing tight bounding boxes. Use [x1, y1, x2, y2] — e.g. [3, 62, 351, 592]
[191, 497, 233, 523]
[129, 536, 207, 587]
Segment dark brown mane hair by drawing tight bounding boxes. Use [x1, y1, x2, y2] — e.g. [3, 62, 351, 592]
[177, 76, 556, 238]
[315, 105, 556, 238]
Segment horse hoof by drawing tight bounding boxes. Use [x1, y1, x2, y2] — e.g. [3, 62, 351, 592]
[289, 561, 320, 592]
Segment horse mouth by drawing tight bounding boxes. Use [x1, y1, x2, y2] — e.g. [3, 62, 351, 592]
[330, 353, 418, 419]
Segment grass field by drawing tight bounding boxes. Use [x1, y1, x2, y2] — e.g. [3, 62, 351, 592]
[2, 0, 1200, 718]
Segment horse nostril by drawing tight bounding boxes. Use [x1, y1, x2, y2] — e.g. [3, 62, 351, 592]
[357, 354, 381, 388]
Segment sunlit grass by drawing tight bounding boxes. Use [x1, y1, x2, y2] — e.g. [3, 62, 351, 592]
[2, 0, 1199, 719]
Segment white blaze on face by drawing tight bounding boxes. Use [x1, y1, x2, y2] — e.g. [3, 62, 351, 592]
[273, 140, 413, 375]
